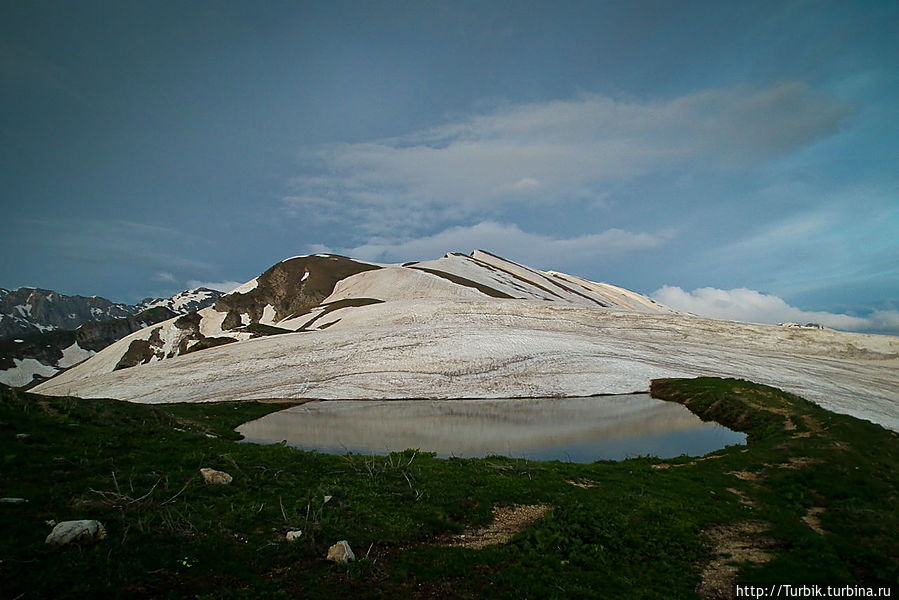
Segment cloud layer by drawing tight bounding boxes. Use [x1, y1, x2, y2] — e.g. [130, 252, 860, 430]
[318, 221, 673, 268]
[284, 82, 847, 238]
[652, 285, 899, 334]
[186, 280, 243, 293]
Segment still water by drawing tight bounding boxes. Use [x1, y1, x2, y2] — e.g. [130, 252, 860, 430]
[236, 394, 745, 463]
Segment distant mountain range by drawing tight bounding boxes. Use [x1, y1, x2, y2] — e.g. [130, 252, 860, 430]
[27, 250, 899, 431]
[0, 287, 222, 387]
[0, 287, 222, 339]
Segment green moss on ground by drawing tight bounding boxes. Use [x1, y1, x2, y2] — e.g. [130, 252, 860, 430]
[0, 378, 896, 599]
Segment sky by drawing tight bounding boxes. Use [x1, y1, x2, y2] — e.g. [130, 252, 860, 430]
[1, 0, 897, 334]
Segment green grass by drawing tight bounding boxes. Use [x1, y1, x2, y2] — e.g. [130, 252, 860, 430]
[0, 378, 896, 599]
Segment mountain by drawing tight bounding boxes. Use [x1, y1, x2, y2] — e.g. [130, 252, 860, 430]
[31, 251, 899, 431]
[30, 251, 675, 373]
[0, 288, 222, 388]
[136, 288, 223, 315]
[0, 288, 135, 339]
[0, 286, 223, 340]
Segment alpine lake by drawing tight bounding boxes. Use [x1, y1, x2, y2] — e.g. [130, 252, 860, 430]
[236, 393, 746, 463]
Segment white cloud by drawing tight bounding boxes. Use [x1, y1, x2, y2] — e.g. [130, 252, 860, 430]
[153, 271, 176, 282]
[651, 285, 898, 334]
[284, 82, 847, 236]
[186, 280, 244, 293]
[868, 310, 899, 333]
[321, 221, 673, 268]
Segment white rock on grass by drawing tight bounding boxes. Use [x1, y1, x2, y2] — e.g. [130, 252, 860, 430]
[326, 540, 355, 563]
[200, 467, 232, 485]
[285, 530, 303, 542]
[45, 520, 106, 546]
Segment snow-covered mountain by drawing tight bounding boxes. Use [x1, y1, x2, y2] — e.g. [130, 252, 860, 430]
[30, 251, 676, 374]
[0, 287, 222, 340]
[0, 288, 135, 339]
[0, 287, 222, 388]
[136, 288, 223, 315]
[31, 251, 899, 431]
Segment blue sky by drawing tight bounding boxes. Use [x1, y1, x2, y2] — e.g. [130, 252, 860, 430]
[1, 1, 897, 333]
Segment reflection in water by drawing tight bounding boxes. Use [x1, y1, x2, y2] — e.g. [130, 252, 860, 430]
[236, 394, 746, 463]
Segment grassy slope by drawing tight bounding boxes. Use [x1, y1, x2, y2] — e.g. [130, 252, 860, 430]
[0, 378, 895, 599]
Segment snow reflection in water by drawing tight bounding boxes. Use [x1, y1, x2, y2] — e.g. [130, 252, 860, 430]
[236, 394, 745, 463]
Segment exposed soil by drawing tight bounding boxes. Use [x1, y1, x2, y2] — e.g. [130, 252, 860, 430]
[440, 504, 552, 549]
[697, 521, 776, 600]
[801, 507, 827, 535]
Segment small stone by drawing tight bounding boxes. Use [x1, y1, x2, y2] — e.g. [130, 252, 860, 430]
[0, 497, 27, 504]
[326, 540, 355, 563]
[45, 520, 106, 547]
[285, 530, 303, 542]
[200, 467, 232, 485]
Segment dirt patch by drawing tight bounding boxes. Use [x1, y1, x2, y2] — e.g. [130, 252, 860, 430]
[697, 521, 776, 600]
[441, 504, 552, 549]
[726, 488, 754, 507]
[802, 507, 827, 535]
[727, 470, 762, 482]
[766, 456, 825, 470]
[565, 478, 598, 489]
[652, 461, 696, 470]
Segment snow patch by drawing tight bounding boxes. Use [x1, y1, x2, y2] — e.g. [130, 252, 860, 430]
[324, 267, 485, 303]
[230, 278, 259, 294]
[0, 358, 58, 387]
[260, 304, 277, 326]
[199, 307, 228, 337]
[58, 343, 95, 369]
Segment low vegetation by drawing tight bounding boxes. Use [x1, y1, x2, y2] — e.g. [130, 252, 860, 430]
[1, 378, 896, 598]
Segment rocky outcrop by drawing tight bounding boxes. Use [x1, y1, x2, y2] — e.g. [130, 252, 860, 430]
[214, 255, 381, 324]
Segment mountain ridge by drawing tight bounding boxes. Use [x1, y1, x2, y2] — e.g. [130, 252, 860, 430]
[0, 286, 223, 340]
[30, 250, 899, 432]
